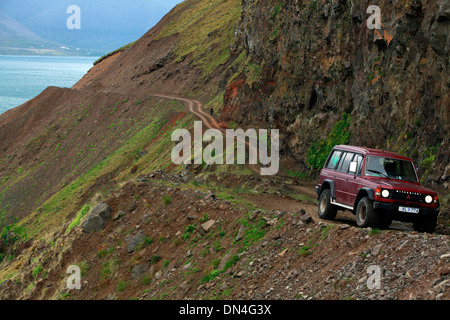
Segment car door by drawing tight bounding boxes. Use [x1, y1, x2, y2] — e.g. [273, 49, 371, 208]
[333, 152, 355, 205]
[320, 149, 343, 199]
[344, 154, 364, 207]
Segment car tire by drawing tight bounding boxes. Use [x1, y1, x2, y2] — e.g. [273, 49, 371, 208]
[413, 215, 437, 234]
[355, 197, 378, 228]
[318, 189, 337, 220]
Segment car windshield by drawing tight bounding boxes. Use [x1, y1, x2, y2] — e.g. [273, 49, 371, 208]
[364, 156, 418, 182]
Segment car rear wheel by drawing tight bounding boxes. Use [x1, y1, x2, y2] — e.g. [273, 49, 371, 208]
[318, 189, 337, 220]
[355, 197, 378, 228]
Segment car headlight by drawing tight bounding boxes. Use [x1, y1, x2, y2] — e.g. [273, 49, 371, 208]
[381, 189, 390, 198]
[425, 195, 433, 204]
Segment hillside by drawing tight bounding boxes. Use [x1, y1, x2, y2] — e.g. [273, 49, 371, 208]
[0, 0, 448, 301]
[0, 10, 83, 56]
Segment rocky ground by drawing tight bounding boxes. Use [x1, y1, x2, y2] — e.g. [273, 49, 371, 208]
[0, 169, 448, 300]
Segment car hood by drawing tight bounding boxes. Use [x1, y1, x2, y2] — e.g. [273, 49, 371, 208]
[378, 180, 436, 194]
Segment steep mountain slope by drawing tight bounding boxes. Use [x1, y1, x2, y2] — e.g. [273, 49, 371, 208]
[0, 0, 448, 301]
[0, 0, 242, 247]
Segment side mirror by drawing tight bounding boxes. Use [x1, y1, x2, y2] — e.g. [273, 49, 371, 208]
[349, 161, 358, 174]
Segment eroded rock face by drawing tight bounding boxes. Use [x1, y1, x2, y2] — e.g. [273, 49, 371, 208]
[224, 0, 449, 182]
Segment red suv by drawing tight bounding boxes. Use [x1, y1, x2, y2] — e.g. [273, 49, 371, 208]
[315, 145, 440, 233]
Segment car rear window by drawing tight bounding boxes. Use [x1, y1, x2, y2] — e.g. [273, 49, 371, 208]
[326, 150, 343, 170]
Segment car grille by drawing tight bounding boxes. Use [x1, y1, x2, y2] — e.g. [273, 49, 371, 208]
[392, 190, 426, 203]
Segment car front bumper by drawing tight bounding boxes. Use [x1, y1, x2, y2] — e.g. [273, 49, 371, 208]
[373, 201, 439, 222]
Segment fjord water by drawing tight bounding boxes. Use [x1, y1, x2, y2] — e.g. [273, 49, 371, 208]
[0, 55, 98, 115]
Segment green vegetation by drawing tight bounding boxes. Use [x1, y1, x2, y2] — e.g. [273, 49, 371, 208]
[66, 204, 91, 234]
[182, 225, 197, 241]
[0, 221, 27, 262]
[149, 255, 162, 265]
[162, 195, 172, 206]
[117, 280, 129, 292]
[287, 171, 309, 179]
[200, 254, 240, 284]
[239, 217, 268, 249]
[97, 246, 115, 259]
[200, 213, 209, 222]
[420, 155, 435, 183]
[32, 264, 44, 279]
[100, 257, 121, 280]
[76, 261, 91, 277]
[297, 245, 312, 257]
[307, 113, 351, 171]
[155, 0, 241, 77]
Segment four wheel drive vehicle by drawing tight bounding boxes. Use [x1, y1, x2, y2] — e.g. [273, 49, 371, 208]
[315, 145, 440, 233]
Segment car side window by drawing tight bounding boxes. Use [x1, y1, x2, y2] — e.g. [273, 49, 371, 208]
[354, 154, 363, 176]
[337, 152, 355, 173]
[326, 150, 343, 170]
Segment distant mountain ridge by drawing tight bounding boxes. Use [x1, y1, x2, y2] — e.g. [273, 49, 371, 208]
[0, 10, 42, 40]
[0, 10, 91, 55]
[0, 0, 183, 55]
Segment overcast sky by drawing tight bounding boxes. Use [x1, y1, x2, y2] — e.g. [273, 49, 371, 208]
[0, 0, 184, 53]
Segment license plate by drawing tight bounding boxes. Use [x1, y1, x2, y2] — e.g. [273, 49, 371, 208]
[399, 206, 420, 214]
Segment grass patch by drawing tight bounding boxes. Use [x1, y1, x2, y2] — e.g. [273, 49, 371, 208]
[117, 280, 130, 292]
[100, 257, 121, 280]
[149, 255, 162, 265]
[155, 0, 241, 77]
[200, 254, 240, 284]
[287, 171, 309, 180]
[162, 195, 172, 206]
[32, 264, 44, 279]
[182, 224, 196, 241]
[307, 113, 351, 172]
[65, 204, 91, 234]
[297, 246, 312, 257]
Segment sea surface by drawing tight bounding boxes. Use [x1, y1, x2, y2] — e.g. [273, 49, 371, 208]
[0, 55, 98, 115]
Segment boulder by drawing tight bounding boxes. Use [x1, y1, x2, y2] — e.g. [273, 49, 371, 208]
[131, 264, 148, 280]
[235, 225, 246, 242]
[201, 219, 215, 233]
[81, 214, 105, 233]
[91, 203, 112, 221]
[127, 231, 146, 253]
[299, 213, 313, 224]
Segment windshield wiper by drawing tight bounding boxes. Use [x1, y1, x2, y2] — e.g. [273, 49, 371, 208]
[367, 169, 390, 179]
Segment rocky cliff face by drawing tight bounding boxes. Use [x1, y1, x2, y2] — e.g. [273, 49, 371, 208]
[223, 0, 449, 188]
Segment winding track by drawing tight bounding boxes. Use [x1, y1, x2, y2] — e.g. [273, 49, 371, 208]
[150, 94, 425, 231]
[152, 93, 318, 198]
[152, 93, 263, 176]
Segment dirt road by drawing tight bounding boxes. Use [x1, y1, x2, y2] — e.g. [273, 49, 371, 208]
[152, 93, 262, 175]
[150, 93, 439, 233]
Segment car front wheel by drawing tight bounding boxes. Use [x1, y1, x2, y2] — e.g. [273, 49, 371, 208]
[355, 197, 378, 228]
